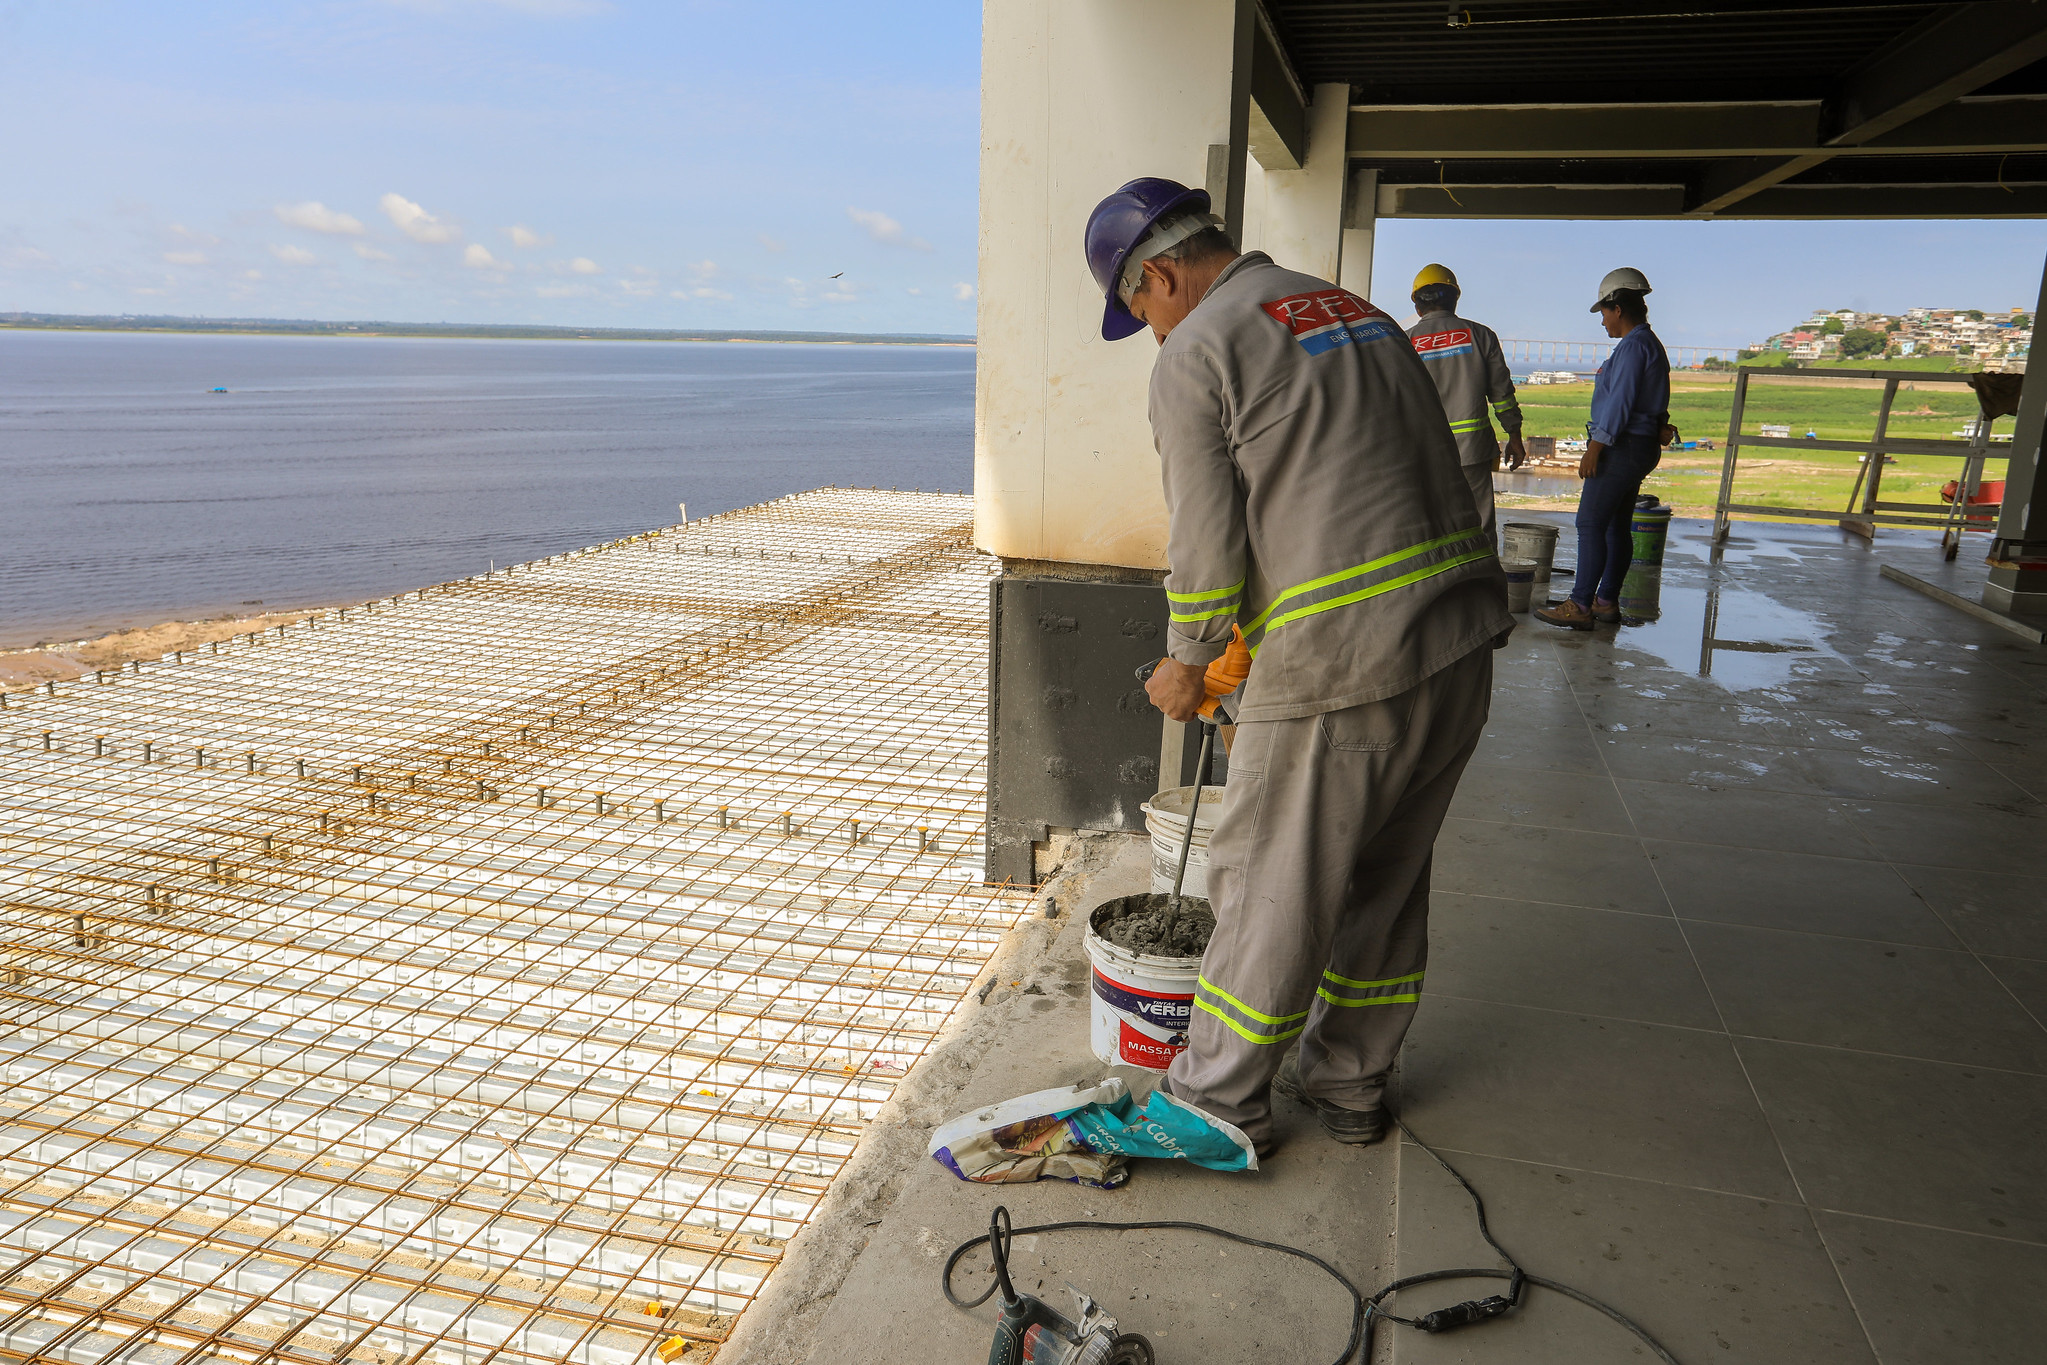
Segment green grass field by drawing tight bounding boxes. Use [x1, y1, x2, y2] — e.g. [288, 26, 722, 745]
[1511, 376, 2007, 520]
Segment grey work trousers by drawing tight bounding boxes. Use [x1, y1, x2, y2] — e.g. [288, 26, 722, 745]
[1462, 461, 1498, 547]
[1165, 645, 1492, 1148]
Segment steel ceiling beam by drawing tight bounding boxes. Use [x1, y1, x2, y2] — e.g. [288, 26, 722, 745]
[1822, 0, 2047, 146]
[1691, 1, 2047, 213]
[1376, 181, 2047, 220]
[1346, 98, 2047, 161]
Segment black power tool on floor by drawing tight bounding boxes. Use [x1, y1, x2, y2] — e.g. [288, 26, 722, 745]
[982, 1207, 1153, 1365]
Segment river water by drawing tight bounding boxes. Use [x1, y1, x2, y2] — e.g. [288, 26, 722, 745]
[0, 330, 976, 648]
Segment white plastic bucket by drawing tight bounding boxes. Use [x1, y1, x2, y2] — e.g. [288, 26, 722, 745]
[1502, 522, 1560, 599]
[1502, 558, 1537, 614]
[1143, 784, 1225, 897]
[1084, 903, 1204, 1071]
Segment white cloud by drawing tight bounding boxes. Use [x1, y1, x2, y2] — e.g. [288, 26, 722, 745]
[506, 224, 553, 248]
[568, 256, 601, 275]
[270, 244, 318, 265]
[168, 224, 220, 244]
[380, 192, 458, 244]
[244, 270, 263, 280]
[463, 243, 509, 270]
[536, 283, 592, 298]
[953, 281, 976, 302]
[354, 242, 394, 262]
[671, 286, 731, 301]
[162, 250, 207, 266]
[757, 234, 786, 253]
[847, 206, 932, 251]
[3, 242, 55, 269]
[618, 266, 659, 297]
[906, 287, 922, 296]
[688, 259, 719, 280]
[275, 201, 365, 236]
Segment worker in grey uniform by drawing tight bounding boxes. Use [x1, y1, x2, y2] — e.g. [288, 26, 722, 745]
[1083, 179, 1512, 1154]
[1405, 263, 1525, 543]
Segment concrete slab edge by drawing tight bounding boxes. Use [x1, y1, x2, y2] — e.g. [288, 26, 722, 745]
[711, 833, 1131, 1365]
[1876, 563, 2047, 644]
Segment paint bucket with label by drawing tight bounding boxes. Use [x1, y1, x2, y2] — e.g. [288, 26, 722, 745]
[1142, 784, 1225, 898]
[1085, 897, 1205, 1071]
[1630, 503, 1673, 567]
[1501, 522, 1560, 598]
[1502, 558, 1537, 613]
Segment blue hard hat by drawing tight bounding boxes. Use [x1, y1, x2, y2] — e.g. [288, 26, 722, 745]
[1084, 178, 1212, 341]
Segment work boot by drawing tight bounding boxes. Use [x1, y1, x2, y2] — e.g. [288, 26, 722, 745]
[1533, 599, 1595, 631]
[1271, 1054, 1389, 1146]
[1591, 597, 1622, 624]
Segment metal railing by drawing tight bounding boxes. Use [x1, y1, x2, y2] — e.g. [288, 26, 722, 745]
[1710, 367, 2003, 557]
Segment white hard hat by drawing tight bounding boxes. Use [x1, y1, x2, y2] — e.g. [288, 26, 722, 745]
[1590, 267, 1652, 312]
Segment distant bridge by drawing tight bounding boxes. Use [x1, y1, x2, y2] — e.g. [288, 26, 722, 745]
[1503, 338, 1737, 371]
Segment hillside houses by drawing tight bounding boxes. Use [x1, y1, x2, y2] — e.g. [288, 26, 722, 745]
[1749, 305, 2032, 370]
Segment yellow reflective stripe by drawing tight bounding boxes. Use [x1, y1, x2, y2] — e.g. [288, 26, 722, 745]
[1253, 550, 1492, 650]
[1322, 969, 1425, 990]
[1196, 997, 1307, 1045]
[1243, 530, 1484, 637]
[1197, 976, 1311, 1028]
[1170, 604, 1239, 623]
[1447, 417, 1487, 430]
[1316, 989, 1422, 1008]
[1165, 578, 1245, 605]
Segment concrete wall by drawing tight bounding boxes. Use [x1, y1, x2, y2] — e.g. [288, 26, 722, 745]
[974, 0, 1248, 569]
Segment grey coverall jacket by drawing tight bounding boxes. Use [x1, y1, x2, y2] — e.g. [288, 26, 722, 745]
[1404, 308, 1523, 465]
[1146, 253, 1511, 1147]
[1406, 308, 1523, 541]
[1149, 255, 1509, 720]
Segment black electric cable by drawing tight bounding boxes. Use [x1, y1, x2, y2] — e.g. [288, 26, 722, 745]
[941, 1113, 1682, 1365]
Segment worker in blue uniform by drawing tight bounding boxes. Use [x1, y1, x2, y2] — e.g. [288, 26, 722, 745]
[1535, 268, 1677, 629]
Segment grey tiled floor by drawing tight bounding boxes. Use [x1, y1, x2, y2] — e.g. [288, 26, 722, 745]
[1391, 516, 2046, 1364]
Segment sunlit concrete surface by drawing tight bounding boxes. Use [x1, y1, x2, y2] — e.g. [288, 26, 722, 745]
[1400, 515, 2045, 1363]
[741, 516, 2046, 1365]
[0, 489, 1031, 1365]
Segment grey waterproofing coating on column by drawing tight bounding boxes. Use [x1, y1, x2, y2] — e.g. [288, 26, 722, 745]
[0, 489, 1032, 1364]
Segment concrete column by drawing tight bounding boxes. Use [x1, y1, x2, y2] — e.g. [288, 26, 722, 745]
[975, 0, 1254, 570]
[1985, 248, 2047, 615]
[1251, 83, 1351, 281]
[1338, 168, 1379, 301]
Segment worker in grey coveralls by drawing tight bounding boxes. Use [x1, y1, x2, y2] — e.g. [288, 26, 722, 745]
[1083, 179, 1511, 1154]
[1404, 263, 1525, 544]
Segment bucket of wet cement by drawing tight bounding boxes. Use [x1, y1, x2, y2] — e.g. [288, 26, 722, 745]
[1501, 522, 1560, 597]
[1142, 784, 1225, 897]
[1084, 894, 1213, 1071]
[1501, 558, 1537, 613]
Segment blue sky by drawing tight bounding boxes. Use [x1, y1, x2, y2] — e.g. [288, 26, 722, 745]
[0, 1, 981, 333]
[2, 0, 2043, 344]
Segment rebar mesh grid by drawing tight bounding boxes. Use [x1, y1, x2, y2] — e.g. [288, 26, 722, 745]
[0, 489, 1030, 1365]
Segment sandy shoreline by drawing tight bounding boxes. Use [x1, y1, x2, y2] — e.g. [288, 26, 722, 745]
[0, 603, 357, 693]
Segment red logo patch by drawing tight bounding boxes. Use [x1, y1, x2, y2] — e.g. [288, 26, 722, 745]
[1412, 328, 1474, 352]
[1260, 289, 1386, 336]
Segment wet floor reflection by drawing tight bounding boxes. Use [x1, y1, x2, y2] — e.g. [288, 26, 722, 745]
[1610, 575, 1844, 690]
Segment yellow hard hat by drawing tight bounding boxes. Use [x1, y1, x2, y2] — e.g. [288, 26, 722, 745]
[1412, 263, 1459, 293]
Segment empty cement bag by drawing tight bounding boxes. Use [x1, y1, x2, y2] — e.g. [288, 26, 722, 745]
[927, 1077, 1258, 1189]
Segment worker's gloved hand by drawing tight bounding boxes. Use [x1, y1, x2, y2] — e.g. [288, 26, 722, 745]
[1196, 625, 1252, 721]
[1502, 435, 1528, 471]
